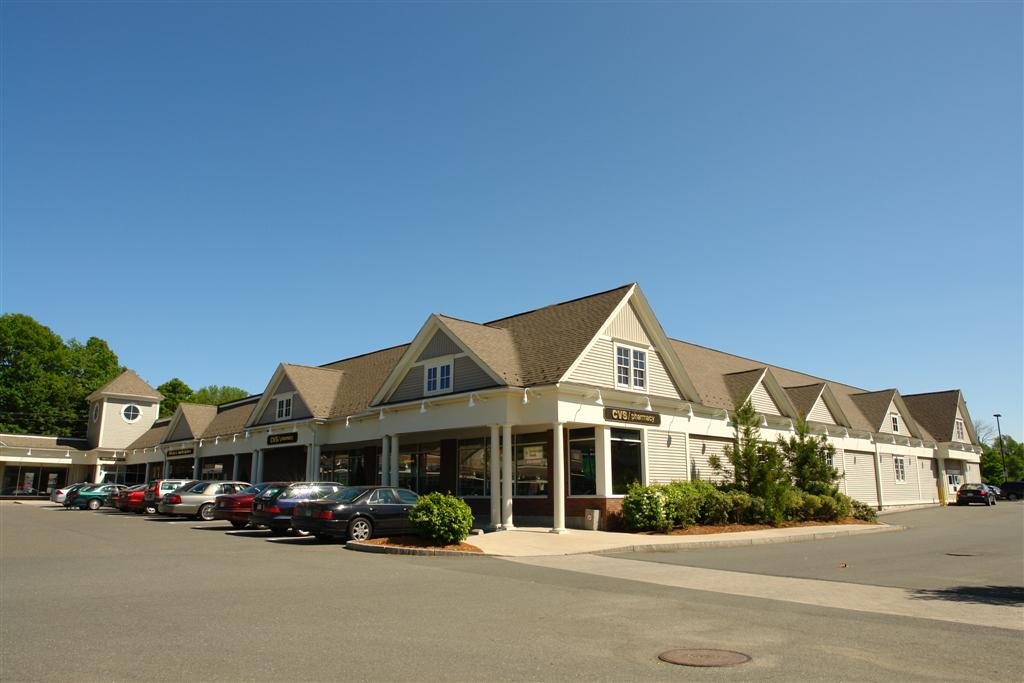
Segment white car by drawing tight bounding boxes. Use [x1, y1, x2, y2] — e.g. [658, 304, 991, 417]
[50, 483, 89, 504]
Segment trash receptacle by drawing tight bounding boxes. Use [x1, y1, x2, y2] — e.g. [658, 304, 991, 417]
[584, 508, 600, 531]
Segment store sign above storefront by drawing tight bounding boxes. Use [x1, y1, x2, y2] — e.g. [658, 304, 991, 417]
[167, 448, 194, 458]
[604, 406, 661, 426]
[267, 432, 298, 446]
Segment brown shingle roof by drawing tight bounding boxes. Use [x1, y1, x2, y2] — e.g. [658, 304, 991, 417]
[281, 364, 345, 419]
[785, 383, 826, 419]
[485, 285, 632, 386]
[722, 368, 766, 407]
[177, 404, 218, 440]
[436, 316, 521, 385]
[903, 390, 961, 443]
[201, 399, 260, 439]
[86, 369, 163, 402]
[847, 390, 898, 433]
[126, 419, 171, 450]
[326, 345, 410, 417]
[0, 433, 92, 452]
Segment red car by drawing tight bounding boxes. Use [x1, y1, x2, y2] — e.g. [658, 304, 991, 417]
[119, 485, 149, 513]
[213, 483, 274, 528]
[109, 484, 146, 512]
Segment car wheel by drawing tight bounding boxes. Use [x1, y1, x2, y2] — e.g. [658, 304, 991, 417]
[87, 498, 101, 510]
[230, 520, 247, 529]
[145, 505, 157, 514]
[198, 504, 215, 521]
[1008, 493, 1018, 501]
[347, 517, 373, 541]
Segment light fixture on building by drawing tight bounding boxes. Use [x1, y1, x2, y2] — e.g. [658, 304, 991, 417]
[468, 394, 476, 408]
[379, 409, 385, 421]
[420, 401, 427, 414]
[345, 417, 351, 429]
[595, 390, 603, 406]
[245, 430, 250, 439]
[644, 396, 652, 411]
[26, 449, 31, 456]
[65, 450, 70, 458]
[522, 388, 529, 405]
[761, 415, 769, 427]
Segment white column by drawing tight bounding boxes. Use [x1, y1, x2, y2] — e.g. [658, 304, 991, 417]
[253, 449, 262, 482]
[232, 454, 239, 480]
[596, 426, 613, 496]
[193, 451, 200, 479]
[501, 423, 514, 529]
[551, 422, 567, 533]
[390, 434, 400, 488]
[489, 424, 501, 530]
[307, 444, 320, 480]
[873, 442, 885, 510]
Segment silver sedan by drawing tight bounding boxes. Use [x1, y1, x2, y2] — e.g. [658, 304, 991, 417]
[158, 481, 251, 520]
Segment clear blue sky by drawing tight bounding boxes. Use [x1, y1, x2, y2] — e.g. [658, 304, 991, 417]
[2, 2, 1021, 437]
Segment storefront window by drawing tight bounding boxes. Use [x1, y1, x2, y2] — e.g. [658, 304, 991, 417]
[610, 428, 642, 495]
[457, 438, 489, 496]
[515, 433, 548, 497]
[568, 428, 596, 496]
[321, 450, 372, 486]
[398, 443, 441, 494]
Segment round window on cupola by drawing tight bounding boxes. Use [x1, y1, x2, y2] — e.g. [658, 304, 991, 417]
[122, 404, 141, 423]
[92, 404, 100, 422]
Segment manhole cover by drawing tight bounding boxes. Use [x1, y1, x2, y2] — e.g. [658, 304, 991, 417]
[658, 649, 751, 667]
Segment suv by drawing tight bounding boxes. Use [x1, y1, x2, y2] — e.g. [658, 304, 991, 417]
[999, 481, 1024, 501]
[143, 480, 198, 514]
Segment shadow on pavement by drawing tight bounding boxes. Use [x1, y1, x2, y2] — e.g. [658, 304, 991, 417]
[911, 585, 1024, 606]
[190, 525, 237, 531]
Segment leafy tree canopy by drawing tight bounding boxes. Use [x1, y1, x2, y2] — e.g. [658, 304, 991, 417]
[981, 435, 1024, 484]
[189, 385, 249, 407]
[157, 378, 193, 417]
[0, 314, 122, 437]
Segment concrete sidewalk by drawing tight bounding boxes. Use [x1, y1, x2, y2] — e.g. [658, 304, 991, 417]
[469, 522, 899, 557]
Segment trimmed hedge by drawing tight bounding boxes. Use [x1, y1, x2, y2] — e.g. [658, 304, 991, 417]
[408, 492, 474, 545]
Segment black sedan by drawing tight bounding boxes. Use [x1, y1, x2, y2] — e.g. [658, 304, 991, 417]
[291, 486, 419, 541]
[955, 483, 997, 506]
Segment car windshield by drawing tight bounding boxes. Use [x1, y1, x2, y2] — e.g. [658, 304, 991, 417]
[281, 485, 315, 499]
[327, 487, 371, 504]
[187, 482, 210, 493]
[258, 485, 285, 500]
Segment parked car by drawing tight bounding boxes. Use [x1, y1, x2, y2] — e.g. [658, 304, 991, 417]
[213, 483, 274, 529]
[143, 480, 198, 515]
[73, 484, 127, 510]
[110, 484, 147, 511]
[50, 483, 90, 504]
[249, 482, 345, 535]
[987, 484, 1002, 499]
[955, 483, 997, 506]
[291, 486, 419, 541]
[998, 481, 1024, 501]
[119, 485, 149, 513]
[65, 484, 100, 508]
[158, 481, 251, 520]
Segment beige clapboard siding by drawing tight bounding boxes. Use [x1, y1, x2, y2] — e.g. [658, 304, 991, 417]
[807, 396, 837, 424]
[452, 356, 498, 393]
[844, 450, 878, 506]
[604, 303, 650, 346]
[99, 399, 159, 449]
[688, 435, 732, 484]
[918, 458, 941, 502]
[417, 330, 461, 362]
[879, 453, 921, 503]
[391, 366, 424, 402]
[749, 382, 781, 416]
[964, 462, 980, 482]
[255, 376, 312, 424]
[568, 338, 680, 399]
[646, 429, 687, 484]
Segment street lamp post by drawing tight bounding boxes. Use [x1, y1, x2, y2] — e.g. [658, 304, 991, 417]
[993, 413, 1007, 482]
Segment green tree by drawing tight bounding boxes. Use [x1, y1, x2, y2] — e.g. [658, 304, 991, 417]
[777, 419, 841, 496]
[190, 385, 248, 406]
[981, 435, 1024, 484]
[0, 314, 121, 437]
[710, 400, 792, 523]
[157, 378, 193, 417]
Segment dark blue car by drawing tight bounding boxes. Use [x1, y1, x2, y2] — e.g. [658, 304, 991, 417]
[249, 482, 345, 535]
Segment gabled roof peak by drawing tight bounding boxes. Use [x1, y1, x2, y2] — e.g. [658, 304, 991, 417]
[86, 369, 163, 402]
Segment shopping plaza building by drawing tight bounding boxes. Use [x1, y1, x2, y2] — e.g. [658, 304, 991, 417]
[0, 284, 984, 529]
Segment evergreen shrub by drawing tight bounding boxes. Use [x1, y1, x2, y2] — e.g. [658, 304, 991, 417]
[408, 492, 474, 545]
[622, 484, 669, 532]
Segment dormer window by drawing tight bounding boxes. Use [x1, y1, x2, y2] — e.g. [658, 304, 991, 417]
[890, 413, 900, 433]
[615, 344, 647, 391]
[424, 361, 453, 395]
[954, 419, 965, 441]
[276, 396, 292, 420]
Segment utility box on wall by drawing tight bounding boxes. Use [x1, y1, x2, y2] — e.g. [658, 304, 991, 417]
[584, 508, 600, 531]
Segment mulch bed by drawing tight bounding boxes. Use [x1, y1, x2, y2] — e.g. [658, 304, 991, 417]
[637, 516, 876, 536]
[361, 535, 483, 553]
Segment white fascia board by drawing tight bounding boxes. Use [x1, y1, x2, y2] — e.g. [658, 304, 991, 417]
[243, 364, 288, 428]
[369, 314, 443, 406]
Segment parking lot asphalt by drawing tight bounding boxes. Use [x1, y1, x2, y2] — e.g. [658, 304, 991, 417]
[2, 502, 1022, 682]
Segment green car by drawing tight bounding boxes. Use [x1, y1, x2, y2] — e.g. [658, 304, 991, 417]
[73, 484, 126, 510]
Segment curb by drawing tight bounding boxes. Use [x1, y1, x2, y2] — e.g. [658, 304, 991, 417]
[345, 541, 485, 557]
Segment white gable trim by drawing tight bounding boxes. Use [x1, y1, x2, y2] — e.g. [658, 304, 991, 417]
[244, 364, 289, 428]
[370, 316, 505, 406]
[818, 384, 852, 428]
[560, 285, 701, 403]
